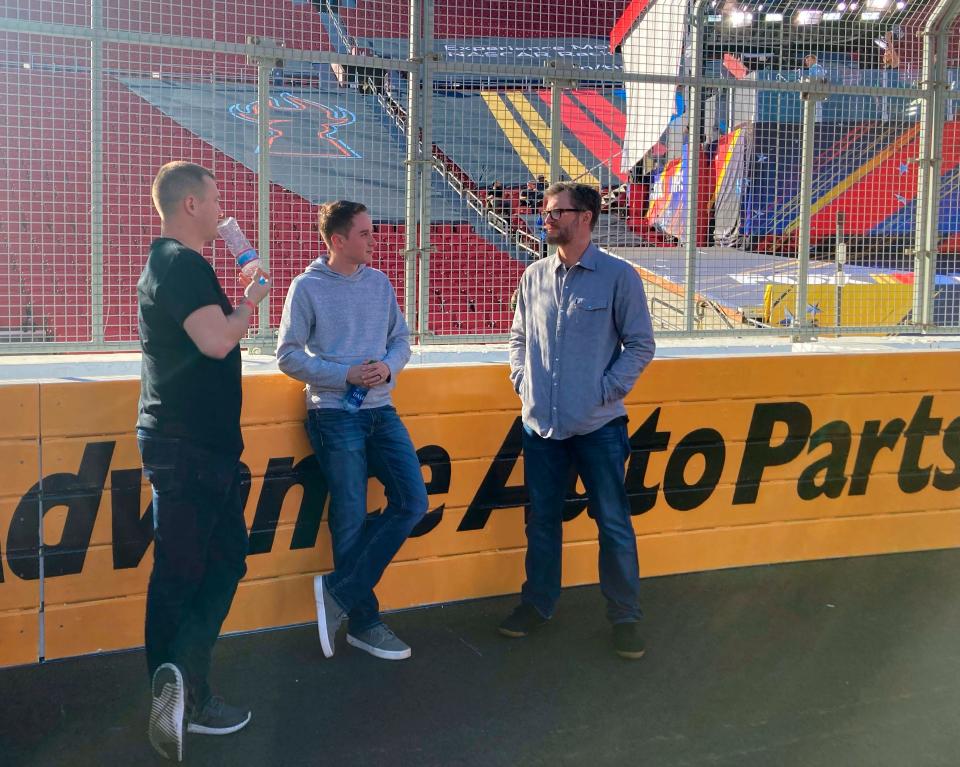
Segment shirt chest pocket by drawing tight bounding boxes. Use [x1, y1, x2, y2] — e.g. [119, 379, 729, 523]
[570, 297, 609, 324]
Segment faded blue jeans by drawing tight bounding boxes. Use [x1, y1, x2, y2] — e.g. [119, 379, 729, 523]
[306, 406, 427, 633]
[520, 417, 642, 624]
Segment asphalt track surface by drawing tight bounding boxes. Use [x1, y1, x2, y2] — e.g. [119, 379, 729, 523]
[2, 549, 960, 767]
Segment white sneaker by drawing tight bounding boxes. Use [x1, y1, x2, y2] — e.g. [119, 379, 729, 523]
[149, 663, 185, 762]
[314, 574, 347, 658]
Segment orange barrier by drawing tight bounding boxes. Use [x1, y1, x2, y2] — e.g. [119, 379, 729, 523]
[3, 351, 960, 666]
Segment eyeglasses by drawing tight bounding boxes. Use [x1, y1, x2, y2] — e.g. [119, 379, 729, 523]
[541, 208, 585, 221]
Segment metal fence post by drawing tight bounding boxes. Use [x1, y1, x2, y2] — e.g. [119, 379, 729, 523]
[404, 0, 422, 333]
[549, 70, 562, 186]
[256, 55, 273, 342]
[794, 83, 820, 341]
[546, 61, 573, 261]
[684, 0, 709, 333]
[835, 212, 846, 329]
[239, 38, 282, 351]
[914, 0, 960, 329]
[417, 0, 433, 339]
[90, 0, 104, 345]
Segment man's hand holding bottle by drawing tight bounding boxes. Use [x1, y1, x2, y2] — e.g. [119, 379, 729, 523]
[239, 267, 271, 306]
[346, 361, 390, 388]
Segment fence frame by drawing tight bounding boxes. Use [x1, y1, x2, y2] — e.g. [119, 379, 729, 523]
[1, 1, 959, 352]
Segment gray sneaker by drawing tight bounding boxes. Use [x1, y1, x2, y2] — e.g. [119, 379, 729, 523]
[347, 623, 412, 660]
[187, 695, 251, 735]
[149, 663, 185, 762]
[314, 574, 346, 658]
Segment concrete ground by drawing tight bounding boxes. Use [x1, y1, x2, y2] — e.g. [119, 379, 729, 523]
[2, 549, 960, 766]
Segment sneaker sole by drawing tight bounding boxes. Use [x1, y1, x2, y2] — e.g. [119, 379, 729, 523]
[346, 633, 412, 660]
[497, 626, 529, 638]
[616, 648, 646, 660]
[313, 575, 335, 658]
[187, 710, 252, 736]
[149, 664, 184, 762]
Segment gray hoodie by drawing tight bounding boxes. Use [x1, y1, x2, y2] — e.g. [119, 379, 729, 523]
[276, 257, 411, 410]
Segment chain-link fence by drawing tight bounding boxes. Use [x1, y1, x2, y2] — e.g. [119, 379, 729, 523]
[1, 0, 958, 351]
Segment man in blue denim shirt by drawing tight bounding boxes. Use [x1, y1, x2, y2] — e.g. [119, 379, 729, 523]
[500, 183, 655, 658]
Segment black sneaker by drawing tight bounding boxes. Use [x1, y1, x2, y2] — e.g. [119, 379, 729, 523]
[187, 696, 251, 736]
[498, 603, 548, 637]
[149, 663, 185, 762]
[613, 622, 645, 659]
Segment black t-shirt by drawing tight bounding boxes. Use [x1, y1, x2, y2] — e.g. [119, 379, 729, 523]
[137, 238, 243, 453]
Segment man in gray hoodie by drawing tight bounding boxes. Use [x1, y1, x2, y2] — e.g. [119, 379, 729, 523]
[277, 200, 427, 661]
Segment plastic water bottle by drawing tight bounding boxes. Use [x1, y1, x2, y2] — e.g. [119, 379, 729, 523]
[217, 217, 266, 283]
[342, 360, 377, 413]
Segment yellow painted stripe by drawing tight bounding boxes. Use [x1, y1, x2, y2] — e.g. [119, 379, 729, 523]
[505, 92, 600, 185]
[784, 124, 920, 235]
[480, 91, 551, 178]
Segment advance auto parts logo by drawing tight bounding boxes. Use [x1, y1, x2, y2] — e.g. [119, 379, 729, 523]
[229, 92, 361, 158]
[2, 396, 958, 582]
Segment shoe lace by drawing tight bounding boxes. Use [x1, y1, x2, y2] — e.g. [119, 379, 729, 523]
[372, 624, 397, 642]
[197, 696, 224, 720]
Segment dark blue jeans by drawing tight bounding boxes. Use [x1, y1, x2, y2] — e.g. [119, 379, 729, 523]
[306, 406, 428, 633]
[137, 428, 249, 709]
[521, 418, 642, 624]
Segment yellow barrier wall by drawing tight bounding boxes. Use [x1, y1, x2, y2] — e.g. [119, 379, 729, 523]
[0, 384, 41, 666]
[3, 351, 960, 666]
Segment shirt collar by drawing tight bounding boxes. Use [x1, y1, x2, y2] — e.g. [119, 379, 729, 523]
[551, 243, 598, 273]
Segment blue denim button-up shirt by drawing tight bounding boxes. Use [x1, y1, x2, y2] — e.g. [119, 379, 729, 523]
[509, 244, 655, 439]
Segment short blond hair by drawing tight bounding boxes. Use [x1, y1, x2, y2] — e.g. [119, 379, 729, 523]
[151, 161, 215, 218]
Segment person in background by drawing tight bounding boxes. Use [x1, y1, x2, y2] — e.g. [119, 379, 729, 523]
[803, 53, 827, 83]
[137, 161, 270, 762]
[879, 31, 901, 121]
[803, 53, 829, 123]
[519, 179, 544, 212]
[485, 180, 510, 219]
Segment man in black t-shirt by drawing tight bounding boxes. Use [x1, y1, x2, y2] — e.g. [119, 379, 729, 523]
[137, 161, 270, 762]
